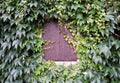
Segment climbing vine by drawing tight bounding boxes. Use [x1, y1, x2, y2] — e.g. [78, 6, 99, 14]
[0, 0, 120, 83]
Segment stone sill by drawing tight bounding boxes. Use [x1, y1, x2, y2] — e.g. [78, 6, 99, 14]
[55, 59, 79, 67]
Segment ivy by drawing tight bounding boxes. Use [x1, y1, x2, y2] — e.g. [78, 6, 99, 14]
[0, 0, 120, 83]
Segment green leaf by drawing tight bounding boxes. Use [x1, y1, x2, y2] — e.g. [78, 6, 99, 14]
[0, 50, 4, 58]
[71, 4, 80, 10]
[1, 42, 11, 50]
[74, 77, 82, 83]
[1, 14, 11, 22]
[10, 69, 19, 80]
[66, 79, 73, 83]
[105, 14, 114, 21]
[27, 32, 34, 39]
[28, 2, 38, 8]
[57, 77, 64, 83]
[12, 39, 22, 48]
[99, 45, 111, 59]
[111, 67, 118, 77]
[77, 14, 83, 20]
[16, 30, 25, 38]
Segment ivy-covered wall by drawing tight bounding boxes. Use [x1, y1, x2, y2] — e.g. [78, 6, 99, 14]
[0, 0, 120, 83]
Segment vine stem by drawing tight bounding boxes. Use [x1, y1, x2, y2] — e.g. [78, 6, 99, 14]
[112, 32, 120, 38]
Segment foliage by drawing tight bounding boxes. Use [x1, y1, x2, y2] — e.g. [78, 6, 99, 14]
[0, 0, 45, 82]
[0, 0, 120, 83]
[87, 1, 120, 82]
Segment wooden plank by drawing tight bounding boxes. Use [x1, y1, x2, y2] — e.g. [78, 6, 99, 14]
[42, 21, 77, 61]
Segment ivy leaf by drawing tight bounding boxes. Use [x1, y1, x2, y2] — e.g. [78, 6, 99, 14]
[6, 6, 15, 12]
[105, 14, 114, 21]
[74, 77, 82, 83]
[28, 2, 38, 8]
[0, 63, 6, 70]
[11, 69, 19, 80]
[109, 27, 114, 33]
[8, 50, 16, 62]
[114, 40, 120, 50]
[11, 19, 21, 25]
[34, 67, 41, 75]
[27, 32, 34, 39]
[91, 76, 101, 83]
[1, 42, 11, 50]
[4, 33, 11, 42]
[57, 77, 64, 83]
[117, 51, 120, 57]
[93, 55, 102, 64]
[27, 17, 34, 22]
[66, 79, 73, 83]
[71, 4, 80, 10]
[111, 67, 118, 77]
[77, 14, 83, 20]
[99, 45, 111, 59]
[14, 58, 22, 66]
[0, 50, 4, 58]
[1, 14, 11, 22]
[12, 39, 22, 48]
[16, 30, 25, 38]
